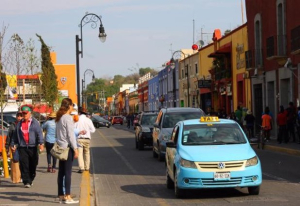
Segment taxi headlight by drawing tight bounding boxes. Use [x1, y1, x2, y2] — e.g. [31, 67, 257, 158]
[180, 158, 197, 169]
[246, 156, 258, 167]
[162, 134, 171, 141]
[142, 127, 151, 132]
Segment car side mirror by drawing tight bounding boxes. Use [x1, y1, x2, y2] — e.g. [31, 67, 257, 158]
[166, 141, 176, 148]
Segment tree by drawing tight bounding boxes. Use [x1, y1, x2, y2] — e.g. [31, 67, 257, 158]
[36, 34, 58, 107]
[0, 24, 8, 93]
[24, 38, 40, 75]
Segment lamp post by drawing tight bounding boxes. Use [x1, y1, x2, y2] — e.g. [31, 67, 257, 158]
[76, 12, 107, 106]
[170, 50, 189, 107]
[82, 69, 95, 109]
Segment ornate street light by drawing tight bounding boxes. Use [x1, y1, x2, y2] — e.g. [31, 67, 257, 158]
[169, 50, 190, 107]
[76, 12, 107, 106]
[81, 69, 95, 109]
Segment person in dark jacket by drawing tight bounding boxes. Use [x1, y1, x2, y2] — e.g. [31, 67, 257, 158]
[10, 104, 44, 188]
[5, 111, 23, 153]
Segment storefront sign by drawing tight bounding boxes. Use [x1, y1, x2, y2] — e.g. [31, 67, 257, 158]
[198, 80, 211, 88]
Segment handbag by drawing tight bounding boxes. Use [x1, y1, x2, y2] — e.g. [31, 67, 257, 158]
[12, 149, 19, 163]
[50, 142, 70, 161]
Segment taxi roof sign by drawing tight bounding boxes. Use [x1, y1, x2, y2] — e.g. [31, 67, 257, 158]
[200, 116, 219, 122]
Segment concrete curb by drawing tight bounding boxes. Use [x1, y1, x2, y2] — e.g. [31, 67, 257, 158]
[264, 144, 300, 156]
[80, 171, 91, 206]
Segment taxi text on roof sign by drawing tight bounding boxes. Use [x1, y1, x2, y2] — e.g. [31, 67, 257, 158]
[200, 116, 219, 122]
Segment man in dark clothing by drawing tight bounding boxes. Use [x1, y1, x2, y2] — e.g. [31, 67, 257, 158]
[10, 104, 44, 188]
[244, 110, 255, 139]
[126, 114, 131, 128]
[5, 112, 23, 154]
[286, 102, 296, 142]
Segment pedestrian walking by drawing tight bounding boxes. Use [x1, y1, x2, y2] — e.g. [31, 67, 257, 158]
[235, 106, 243, 127]
[126, 113, 131, 128]
[286, 102, 296, 142]
[56, 98, 79, 204]
[277, 105, 287, 144]
[244, 110, 255, 139]
[10, 104, 44, 188]
[5, 111, 23, 183]
[42, 112, 57, 173]
[76, 107, 95, 173]
[262, 107, 272, 141]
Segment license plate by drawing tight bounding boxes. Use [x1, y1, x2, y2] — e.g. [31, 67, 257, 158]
[214, 172, 230, 180]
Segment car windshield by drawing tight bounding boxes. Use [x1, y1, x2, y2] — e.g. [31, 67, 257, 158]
[141, 114, 157, 125]
[3, 115, 16, 124]
[181, 123, 247, 145]
[162, 112, 203, 128]
[92, 115, 106, 121]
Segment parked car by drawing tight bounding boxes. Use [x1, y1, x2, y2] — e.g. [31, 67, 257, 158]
[2, 113, 17, 124]
[91, 115, 111, 128]
[111, 116, 123, 125]
[0, 120, 10, 130]
[152, 107, 205, 161]
[135, 111, 158, 150]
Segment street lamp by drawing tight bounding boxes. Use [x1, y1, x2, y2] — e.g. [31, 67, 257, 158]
[76, 12, 107, 106]
[169, 50, 190, 107]
[82, 69, 95, 109]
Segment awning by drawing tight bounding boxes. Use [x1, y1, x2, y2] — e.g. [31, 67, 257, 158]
[208, 42, 232, 58]
[200, 88, 211, 94]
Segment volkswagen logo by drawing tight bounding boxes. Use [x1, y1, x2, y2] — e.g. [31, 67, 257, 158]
[218, 162, 225, 169]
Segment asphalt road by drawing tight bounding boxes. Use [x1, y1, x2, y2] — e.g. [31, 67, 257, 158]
[89, 124, 300, 206]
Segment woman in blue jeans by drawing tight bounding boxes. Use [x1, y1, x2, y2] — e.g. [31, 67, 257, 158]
[42, 112, 57, 173]
[55, 98, 79, 204]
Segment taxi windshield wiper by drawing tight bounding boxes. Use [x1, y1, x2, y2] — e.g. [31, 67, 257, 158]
[212, 141, 226, 145]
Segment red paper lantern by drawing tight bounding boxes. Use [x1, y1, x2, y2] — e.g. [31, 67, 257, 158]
[192, 44, 198, 50]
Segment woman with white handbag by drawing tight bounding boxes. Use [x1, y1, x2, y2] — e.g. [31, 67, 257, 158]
[55, 98, 79, 204]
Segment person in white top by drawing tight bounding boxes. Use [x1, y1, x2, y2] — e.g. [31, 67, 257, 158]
[76, 107, 95, 173]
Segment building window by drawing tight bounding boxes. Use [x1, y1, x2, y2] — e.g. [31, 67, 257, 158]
[254, 13, 262, 68]
[276, 0, 286, 56]
[195, 63, 198, 74]
[291, 25, 300, 52]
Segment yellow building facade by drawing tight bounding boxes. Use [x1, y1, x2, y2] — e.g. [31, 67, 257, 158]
[199, 24, 250, 115]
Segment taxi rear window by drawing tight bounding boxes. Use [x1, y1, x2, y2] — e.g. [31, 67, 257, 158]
[162, 112, 202, 128]
[182, 124, 247, 145]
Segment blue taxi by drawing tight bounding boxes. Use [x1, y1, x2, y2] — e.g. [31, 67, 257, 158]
[165, 116, 262, 198]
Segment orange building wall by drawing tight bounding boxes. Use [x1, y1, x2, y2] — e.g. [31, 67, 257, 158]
[50, 52, 77, 104]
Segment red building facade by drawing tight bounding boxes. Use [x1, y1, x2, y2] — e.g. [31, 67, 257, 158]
[246, 0, 300, 129]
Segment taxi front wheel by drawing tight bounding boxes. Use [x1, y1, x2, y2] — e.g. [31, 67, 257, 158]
[248, 186, 260, 195]
[174, 171, 185, 198]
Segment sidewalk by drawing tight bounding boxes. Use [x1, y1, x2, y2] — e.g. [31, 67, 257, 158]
[0, 151, 82, 205]
[251, 136, 300, 156]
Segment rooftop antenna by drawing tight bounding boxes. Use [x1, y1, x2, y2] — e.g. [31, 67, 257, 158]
[241, 0, 245, 24]
[169, 43, 173, 56]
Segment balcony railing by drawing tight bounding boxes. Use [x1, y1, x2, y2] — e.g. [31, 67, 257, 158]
[291, 25, 300, 53]
[245, 49, 264, 69]
[266, 35, 287, 58]
[215, 69, 232, 81]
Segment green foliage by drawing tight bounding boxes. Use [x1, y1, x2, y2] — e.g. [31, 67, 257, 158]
[36, 34, 58, 106]
[0, 71, 7, 93]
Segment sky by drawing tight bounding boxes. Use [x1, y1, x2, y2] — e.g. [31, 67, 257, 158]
[0, 0, 246, 85]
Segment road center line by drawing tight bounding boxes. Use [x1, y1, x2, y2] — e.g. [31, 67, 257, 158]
[97, 129, 171, 206]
